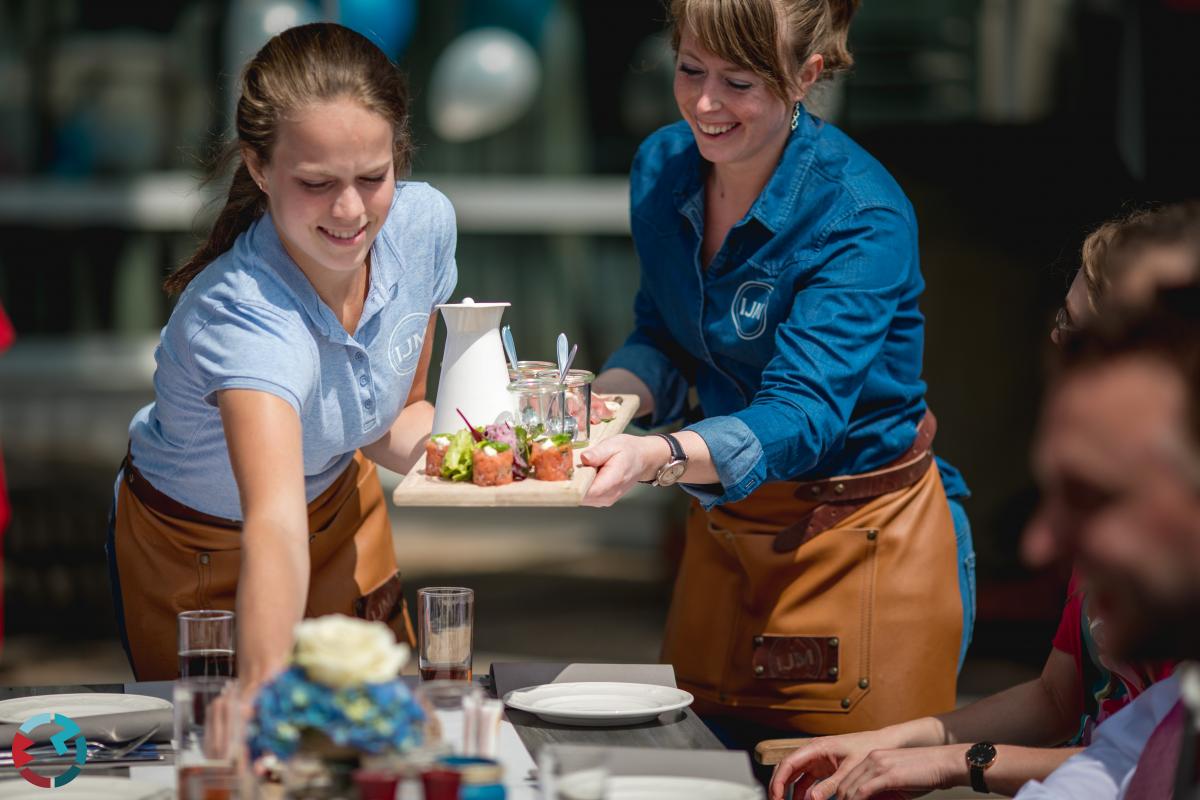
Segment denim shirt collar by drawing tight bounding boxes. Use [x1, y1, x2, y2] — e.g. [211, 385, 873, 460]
[249, 209, 401, 342]
[670, 105, 821, 236]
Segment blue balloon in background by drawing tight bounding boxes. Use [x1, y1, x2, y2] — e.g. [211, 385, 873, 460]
[463, 0, 553, 47]
[340, 0, 417, 61]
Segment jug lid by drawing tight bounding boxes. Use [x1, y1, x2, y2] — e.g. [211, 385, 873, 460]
[436, 296, 510, 310]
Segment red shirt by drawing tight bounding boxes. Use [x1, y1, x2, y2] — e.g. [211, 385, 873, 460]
[1052, 570, 1176, 743]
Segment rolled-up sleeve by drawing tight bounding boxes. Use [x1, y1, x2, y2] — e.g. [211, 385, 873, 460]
[602, 281, 695, 428]
[682, 206, 910, 507]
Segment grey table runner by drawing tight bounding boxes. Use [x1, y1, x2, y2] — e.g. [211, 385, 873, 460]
[544, 744, 757, 785]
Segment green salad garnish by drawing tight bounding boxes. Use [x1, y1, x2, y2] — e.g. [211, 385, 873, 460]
[440, 429, 477, 481]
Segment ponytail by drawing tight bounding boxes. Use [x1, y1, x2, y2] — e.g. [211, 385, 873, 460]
[164, 150, 267, 296]
[819, 0, 861, 74]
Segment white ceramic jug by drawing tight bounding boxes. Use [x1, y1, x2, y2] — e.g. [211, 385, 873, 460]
[431, 298, 512, 435]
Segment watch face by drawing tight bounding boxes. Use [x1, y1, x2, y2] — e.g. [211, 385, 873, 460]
[657, 461, 688, 486]
[966, 742, 997, 768]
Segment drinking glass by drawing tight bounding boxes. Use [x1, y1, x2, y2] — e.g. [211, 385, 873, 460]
[178, 610, 235, 679]
[414, 680, 482, 756]
[417, 587, 474, 682]
[174, 677, 243, 800]
[539, 747, 610, 800]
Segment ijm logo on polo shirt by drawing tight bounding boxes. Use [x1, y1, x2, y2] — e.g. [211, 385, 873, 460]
[388, 312, 430, 376]
[11, 713, 87, 788]
[731, 280, 774, 341]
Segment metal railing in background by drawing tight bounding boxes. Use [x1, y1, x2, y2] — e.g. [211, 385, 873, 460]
[0, 173, 631, 234]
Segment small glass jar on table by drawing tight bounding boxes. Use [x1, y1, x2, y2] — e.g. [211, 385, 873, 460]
[534, 368, 596, 447]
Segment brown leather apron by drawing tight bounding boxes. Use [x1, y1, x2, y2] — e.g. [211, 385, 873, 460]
[662, 418, 962, 735]
[112, 450, 415, 681]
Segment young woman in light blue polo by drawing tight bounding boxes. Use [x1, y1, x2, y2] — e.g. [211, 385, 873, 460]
[107, 23, 455, 685]
[583, 0, 974, 739]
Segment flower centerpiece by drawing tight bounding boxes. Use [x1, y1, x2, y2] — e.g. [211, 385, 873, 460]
[248, 615, 425, 766]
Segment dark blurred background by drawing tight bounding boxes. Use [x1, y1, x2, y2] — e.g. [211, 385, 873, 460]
[1, 0, 1199, 689]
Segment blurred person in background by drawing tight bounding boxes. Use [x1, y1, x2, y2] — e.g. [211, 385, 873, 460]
[108, 23, 456, 688]
[1013, 286, 1200, 799]
[583, 0, 974, 746]
[769, 202, 1200, 800]
[1053, 202, 1200, 346]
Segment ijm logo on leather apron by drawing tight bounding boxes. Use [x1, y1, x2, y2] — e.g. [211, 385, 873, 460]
[388, 312, 429, 376]
[731, 280, 774, 341]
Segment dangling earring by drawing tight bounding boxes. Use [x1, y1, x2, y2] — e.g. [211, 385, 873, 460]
[790, 100, 801, 131]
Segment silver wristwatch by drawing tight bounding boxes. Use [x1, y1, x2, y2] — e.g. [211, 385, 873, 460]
[645, 433, 688, 487]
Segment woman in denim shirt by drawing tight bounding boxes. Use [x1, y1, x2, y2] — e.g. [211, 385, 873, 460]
[583, 0, 975, 738]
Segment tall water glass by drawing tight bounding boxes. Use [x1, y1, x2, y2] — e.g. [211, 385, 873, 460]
[174, 676, 243, 800]
[178, 610, 236, 678]
[418, 587, 474, 682]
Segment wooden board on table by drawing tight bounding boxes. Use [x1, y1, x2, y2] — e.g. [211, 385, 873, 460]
[391, 394, 641, 507]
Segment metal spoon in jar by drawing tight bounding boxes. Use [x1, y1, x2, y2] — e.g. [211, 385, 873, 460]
[554, 334, 579, 437]
[502, 325, 519, 369]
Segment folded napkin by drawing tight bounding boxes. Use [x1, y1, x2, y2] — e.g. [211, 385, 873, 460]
[0, 709, 173, 749]
[544, 744, 757, 785]
[489, 662, 677, 699]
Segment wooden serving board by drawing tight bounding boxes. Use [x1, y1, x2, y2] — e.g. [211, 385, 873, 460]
[391, 395, 641, 507]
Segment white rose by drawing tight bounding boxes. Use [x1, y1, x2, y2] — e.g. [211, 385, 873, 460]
[292, 615, 409, 688]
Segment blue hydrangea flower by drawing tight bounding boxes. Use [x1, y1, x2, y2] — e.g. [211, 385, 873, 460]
[247, 667, 425, 760]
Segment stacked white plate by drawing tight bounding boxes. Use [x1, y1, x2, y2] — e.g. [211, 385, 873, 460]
[502, 681, 694, 727]
[0, 694, 171, 723]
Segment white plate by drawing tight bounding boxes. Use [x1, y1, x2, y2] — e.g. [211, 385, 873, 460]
[503, 682, 693, 726]
[556, 774, 762, 800]
[0, 694, 171, 724]
[0, 776, 169, 798]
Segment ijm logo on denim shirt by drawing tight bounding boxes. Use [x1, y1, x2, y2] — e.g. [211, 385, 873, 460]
[731, 280, 774, 340]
